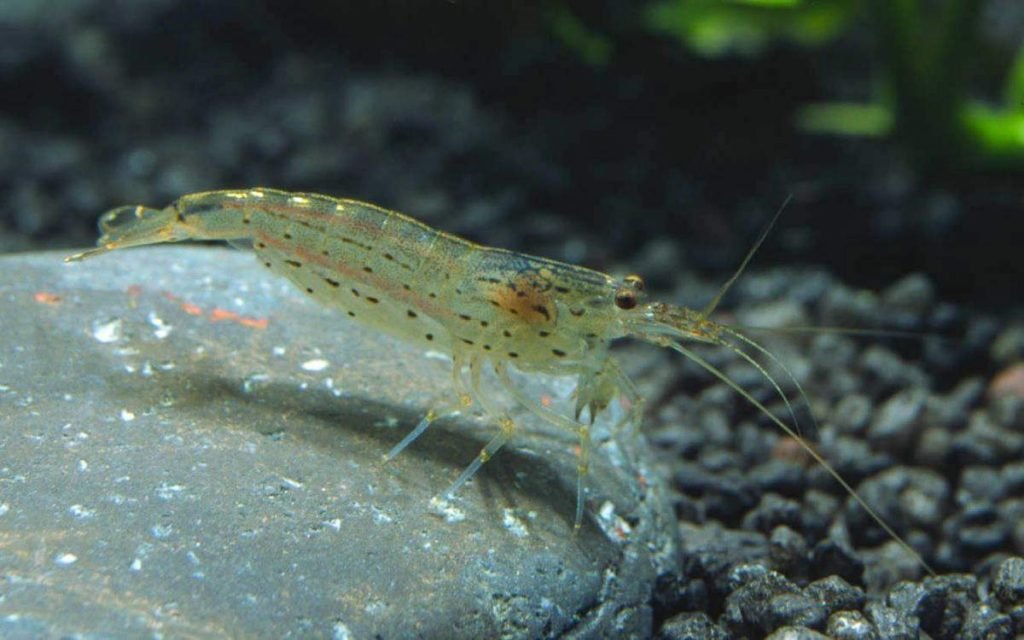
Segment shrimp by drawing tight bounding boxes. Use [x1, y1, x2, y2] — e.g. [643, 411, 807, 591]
[66, 188, 933, 574]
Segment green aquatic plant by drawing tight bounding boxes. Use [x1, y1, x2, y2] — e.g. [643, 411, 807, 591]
[798, 0, 1024, 173]
[646, 0, 855, 57]
[551, 0, 1024, 174]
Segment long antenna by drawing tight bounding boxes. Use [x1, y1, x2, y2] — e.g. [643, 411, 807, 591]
[702, 194, 793, 318]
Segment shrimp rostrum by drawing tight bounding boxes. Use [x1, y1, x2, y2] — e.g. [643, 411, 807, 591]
[67, 188, 931, 573]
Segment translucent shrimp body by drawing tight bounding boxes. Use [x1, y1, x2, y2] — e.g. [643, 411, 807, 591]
[67, 188, 932, 574]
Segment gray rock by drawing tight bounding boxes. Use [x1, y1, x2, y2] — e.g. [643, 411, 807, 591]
[0, 248, 676, 639]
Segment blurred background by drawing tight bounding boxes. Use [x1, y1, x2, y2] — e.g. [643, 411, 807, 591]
[1, 0, 1022, 309]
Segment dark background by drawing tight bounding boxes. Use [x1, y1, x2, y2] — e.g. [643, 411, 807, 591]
[1, 0, 1021, 310]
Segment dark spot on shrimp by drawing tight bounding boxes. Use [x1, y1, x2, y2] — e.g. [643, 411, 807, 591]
[532, 304, 551, 321]
[256, 241, 266, 249]
[383, 253, 394, 261]
[538, 330, 550, 337]
[425, 333, 434, 341]
[365, 296, 380, 304]
[480, 320, 489, 327]
[483, 344, 492, 350]
[570, 308, 585, 317]
[347, 311, 356, 317]
[363, 266, 373, 273]
[283, 232, 293, 240]
[459, 314, 472, 321]
[407, 310, 418, 318]
[306, 287, 314, 294]
[554, 286, 570, 294]
[503, 329, 512, 338]
[284, 259, 302, 268]
[324, 278, 340, 287]
[263, 261, 271, 268]
[552, 349, 567, 357]
[351, 288, 360, 297]
[461, 338, 474, 345]
[508, 352, 519, 358]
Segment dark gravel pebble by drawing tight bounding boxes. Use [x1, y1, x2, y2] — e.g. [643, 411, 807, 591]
[830, 393, 873, 436]
[748, 459, 807, 497]
[826, 610, 879, 640]
[804, 575, 866, 616]
[881, 272, 936, 316]
[743, 493, 805, 534]
[770, 525, 810, 578]
[764, 625, 830, 639]
[655, 612, 728, 640]
[722, 570, 801, 636]
[990, 323, 1024, 365]
[952, 410, 1024, 466]
[925, 377, 984, 429]
[846, 467, 948, 546]
[865, 601, 919, 640]
[885, 574, 979, 640]
[867, 387, 928, 453]
[810, 538, 865, 585]
[858, 345, 930, 396]
[993, 556, 1024, 609]
[763, 592, 828, 632]
[679, 524, 771, 598]
[958, 603, 1014, 640]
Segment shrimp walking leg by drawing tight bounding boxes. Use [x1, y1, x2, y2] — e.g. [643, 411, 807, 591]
[442, 357, 517, 499]
[493, 361, 594, 530]
[384, 350, 472, 461]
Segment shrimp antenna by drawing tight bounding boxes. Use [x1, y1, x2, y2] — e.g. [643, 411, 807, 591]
[702, 194, 792, 319]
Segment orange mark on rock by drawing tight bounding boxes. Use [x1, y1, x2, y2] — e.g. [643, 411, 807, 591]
[990, 363, 1024, 400]
[210, 308, 239, 322]
[238, 316, 269, 330]
[540, 394, 553, 408]
[33, 291, 62, 305]
[210, 307, 268, 329]
[160, 291, 267, 329]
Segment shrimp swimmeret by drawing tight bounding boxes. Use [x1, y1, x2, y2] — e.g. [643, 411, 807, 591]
[66, 188, 933, 574]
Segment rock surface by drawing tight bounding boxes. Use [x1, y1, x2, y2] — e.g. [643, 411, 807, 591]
[0, 247, 676, 639]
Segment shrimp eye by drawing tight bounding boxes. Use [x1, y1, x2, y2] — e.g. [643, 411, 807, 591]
[624, 274, 645, 291]
[614, 289, 637, 310]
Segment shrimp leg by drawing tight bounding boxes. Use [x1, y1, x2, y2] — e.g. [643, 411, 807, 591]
[384, 350, 473, 461]
[493, 360, 593, 531]
[442, 356, 517, 500]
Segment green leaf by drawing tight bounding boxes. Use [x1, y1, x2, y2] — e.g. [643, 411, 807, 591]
[545, 6, 612, 67]
[795, 102, 893, 137]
